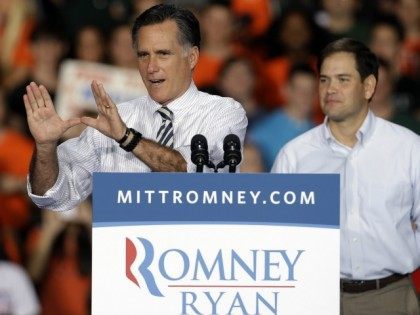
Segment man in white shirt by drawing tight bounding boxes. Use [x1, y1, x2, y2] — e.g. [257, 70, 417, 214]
[272, 38, 420, 314]
[23, 4, 247, 211]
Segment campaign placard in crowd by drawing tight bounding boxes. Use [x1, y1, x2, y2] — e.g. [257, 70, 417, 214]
[55, 60, 146, 119]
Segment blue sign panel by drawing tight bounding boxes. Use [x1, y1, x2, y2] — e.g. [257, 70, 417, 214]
[93, 173, 339, 228]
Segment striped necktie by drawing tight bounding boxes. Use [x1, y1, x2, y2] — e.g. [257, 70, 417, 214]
[156, 107, 174, 148]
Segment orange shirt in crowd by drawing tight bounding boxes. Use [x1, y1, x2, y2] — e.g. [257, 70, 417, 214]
[193, 52, 224, 88]
[0, 129, 34, 229]
[231, 0, 272, 37]
[0, 19, 35, 70]
[193, 45, 247, 88]
[400, 38, 420, 78]
[33, 225, 91, 315]
[40, 257, 90, 315]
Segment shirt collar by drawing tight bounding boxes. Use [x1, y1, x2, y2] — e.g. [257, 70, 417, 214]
[146, 82, 199, 122]
[321, 110, 376, 147]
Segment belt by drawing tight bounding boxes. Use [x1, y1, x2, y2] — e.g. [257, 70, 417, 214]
[340, 273, 408, 293]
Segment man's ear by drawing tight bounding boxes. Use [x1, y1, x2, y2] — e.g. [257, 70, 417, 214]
[363, 74, 377, 101]
[189, 46, 199, 70]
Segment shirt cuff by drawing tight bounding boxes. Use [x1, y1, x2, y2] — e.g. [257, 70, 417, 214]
[27, 167, 66, 210]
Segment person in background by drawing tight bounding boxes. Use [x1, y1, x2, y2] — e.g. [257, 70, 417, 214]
[396, 0, 420, 79]
[0, 88, 34, 264]
[27, 208, 91, 315]
[370, 58, 420, 134]
[315, 0, 370, 44]
[107, 23, 138, 69]
[72, 25, 106, 64]
[250, 63, 316, 170]
[272, 38, 420, 314]
[131, 0, 163, 18]
[6, 22, 68, 137]
[263, 7, 320, 107]
[193, 0, 245, 88]
[0, 0, 38, 91]
[204, 57, 265, 128]
[24, 4, 247, 212]
[369, 14, 420, 120]
[0, 231, 40, 315]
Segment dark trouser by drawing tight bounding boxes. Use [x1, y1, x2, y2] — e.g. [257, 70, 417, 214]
[341, 277, 419, 315]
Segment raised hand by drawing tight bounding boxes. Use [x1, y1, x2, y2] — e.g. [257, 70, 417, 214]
[81, 80, 126, 141]
[23, 82, 81, 145]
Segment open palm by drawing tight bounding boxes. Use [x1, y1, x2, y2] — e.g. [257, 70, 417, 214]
[23, 83, 81, 145]
[80, 80, 126, 141]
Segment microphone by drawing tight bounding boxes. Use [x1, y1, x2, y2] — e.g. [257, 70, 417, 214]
[191, 134, 212, 172]
[223, 134, 242, 173]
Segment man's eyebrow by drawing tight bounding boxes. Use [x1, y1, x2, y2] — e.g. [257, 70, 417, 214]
[319, 73, 352, 78]
[155, 49, 173, 54]
[136, 50, 148, 56]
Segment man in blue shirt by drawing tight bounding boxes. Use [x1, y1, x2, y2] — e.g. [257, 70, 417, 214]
[249, 63, 315, 170]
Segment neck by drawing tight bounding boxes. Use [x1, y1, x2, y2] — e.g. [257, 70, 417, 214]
[328, 107, 368, 148]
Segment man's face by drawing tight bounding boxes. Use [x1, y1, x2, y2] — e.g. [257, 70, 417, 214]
[370, 25, 400, 64]
[287, 73, 317, 117]
[319, 52, 373, 123]
[136, 20, 198, 105]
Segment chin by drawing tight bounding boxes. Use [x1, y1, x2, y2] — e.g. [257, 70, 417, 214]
[327, 112, 346, 122]
[149, 93, 165, 104]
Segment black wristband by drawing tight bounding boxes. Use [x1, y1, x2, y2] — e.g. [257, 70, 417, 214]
[120, 128, 142, 152]
[117, 127, 130, 144]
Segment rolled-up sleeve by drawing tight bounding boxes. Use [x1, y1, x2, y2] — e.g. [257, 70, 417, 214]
[27, 128, 99, 211]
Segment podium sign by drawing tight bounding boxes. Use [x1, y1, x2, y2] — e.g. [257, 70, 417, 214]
[92, 173, 340, 315]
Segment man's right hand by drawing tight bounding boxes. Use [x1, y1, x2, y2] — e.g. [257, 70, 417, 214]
[23, 82, 81, 146]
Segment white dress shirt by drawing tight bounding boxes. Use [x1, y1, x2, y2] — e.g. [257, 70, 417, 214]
[271, 111, 420, 280]
[29, 82, 247, 211]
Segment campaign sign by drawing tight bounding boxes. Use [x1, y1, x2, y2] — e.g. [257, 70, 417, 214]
[55, 59, 146, 119]
[92, 173, 340, 315]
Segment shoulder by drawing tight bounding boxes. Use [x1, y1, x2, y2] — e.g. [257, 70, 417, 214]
[375, 117, 420, 145]
[197, 90, 244, 112]
[271, 125, 323, 173]
[282, 125, 324, 152]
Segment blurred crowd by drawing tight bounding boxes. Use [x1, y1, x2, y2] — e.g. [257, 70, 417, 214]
[0, 0, 419, 314]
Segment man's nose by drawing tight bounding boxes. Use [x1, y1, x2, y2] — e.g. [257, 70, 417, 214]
[326, 80, 338, 94]
[147, 56, 159, 73]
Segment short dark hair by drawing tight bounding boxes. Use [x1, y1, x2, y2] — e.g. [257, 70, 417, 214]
[371, 14, 405, 43]
[317, 38, 379, 82]
[131, 4, 201, 50]
[289, 62, 316, 80]
[30, 21, 66, 43]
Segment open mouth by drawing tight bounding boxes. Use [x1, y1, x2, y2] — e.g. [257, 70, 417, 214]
[149, 79, 165, 85]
